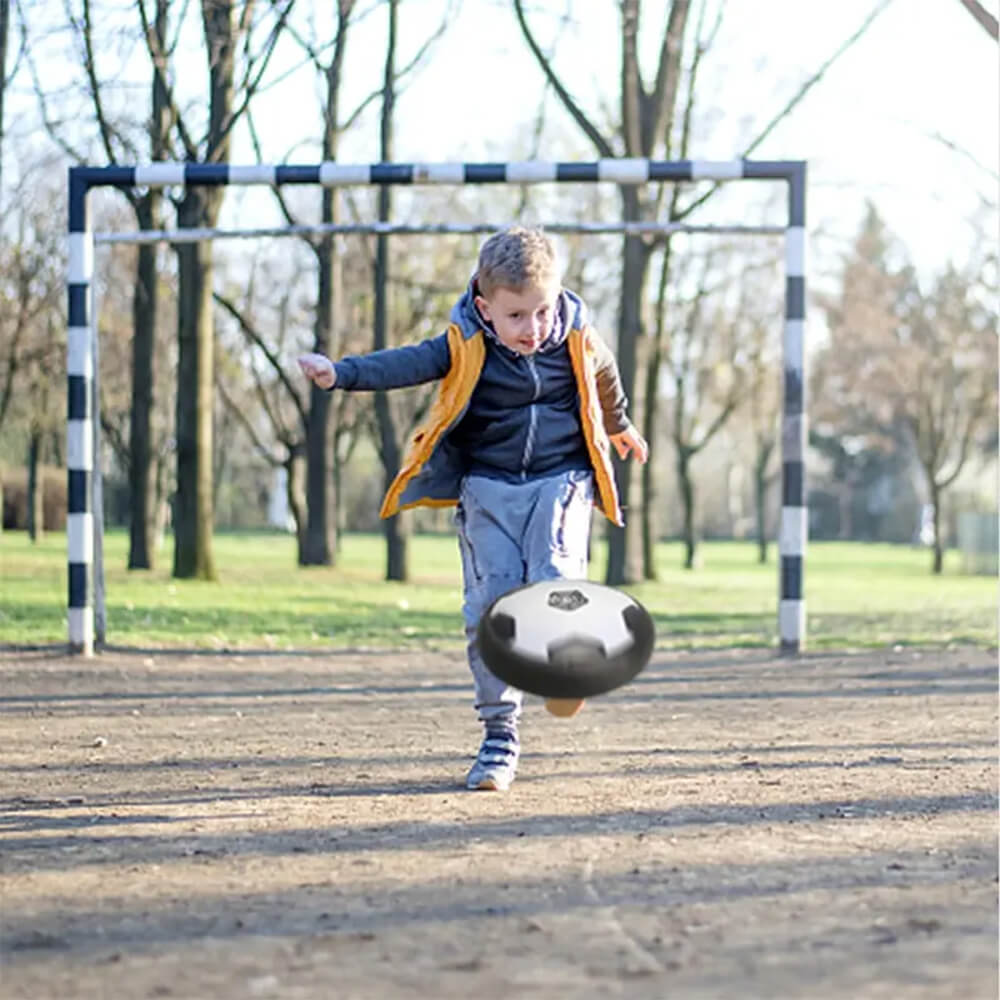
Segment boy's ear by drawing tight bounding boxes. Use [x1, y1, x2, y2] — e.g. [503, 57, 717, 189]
[474, 295, 492, 321]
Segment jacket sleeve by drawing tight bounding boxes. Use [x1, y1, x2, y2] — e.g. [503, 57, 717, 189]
[332, 332, 451, 390]
[589, 331, 632, 435]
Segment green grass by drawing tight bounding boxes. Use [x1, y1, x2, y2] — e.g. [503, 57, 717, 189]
[0, 530, 995, 651]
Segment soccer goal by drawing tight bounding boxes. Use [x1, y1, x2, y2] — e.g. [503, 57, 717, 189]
[67, 158, 807, 655]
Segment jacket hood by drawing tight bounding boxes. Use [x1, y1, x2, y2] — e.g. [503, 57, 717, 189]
[449, 279, 588, 350]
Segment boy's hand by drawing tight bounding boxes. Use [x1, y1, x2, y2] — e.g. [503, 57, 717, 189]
[609, 425, 648, 464]
[298, 352, 336, 390]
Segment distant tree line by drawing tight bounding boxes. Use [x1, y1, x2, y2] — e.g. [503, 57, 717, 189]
[0, 0, 995, 580]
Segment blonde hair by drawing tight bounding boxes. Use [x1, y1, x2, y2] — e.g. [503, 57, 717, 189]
[475, 226, 560, 298]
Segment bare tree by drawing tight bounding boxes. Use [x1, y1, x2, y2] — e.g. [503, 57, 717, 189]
[371, 0, 410, 580]
[514, 0, 894, 582]
[138, 1, 295, 579]
[641, 0, 720, 577]
[815, 205, 997, 572]
[301, 2, 350, 568]
[897, 264, 997, 572]
[27, 0, 175, 569]
[516, 0, 692, 584]
[214, 296, 308, 550]
[0, 189, 56, 436]
[0, 183, 63, 540]
[126, 0, 170, 569]
[0, 0, 9, 193]
[665, 248, 749, 568]
[266, 0, 448, 566]
[266, 0, 359, 566]
[743, 298, 783, 565]
[0, 0, 12, 531]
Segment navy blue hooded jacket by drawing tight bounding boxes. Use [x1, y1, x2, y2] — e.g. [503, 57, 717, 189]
[332, 281, 630, 485]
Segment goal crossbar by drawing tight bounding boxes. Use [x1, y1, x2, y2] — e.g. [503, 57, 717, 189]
[67, 158, 807, 655]
[93, 221, 786, 245]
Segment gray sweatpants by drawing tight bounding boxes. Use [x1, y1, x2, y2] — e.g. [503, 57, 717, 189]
[455, 469, 595, 725]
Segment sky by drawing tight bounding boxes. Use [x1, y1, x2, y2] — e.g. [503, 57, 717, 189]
[4, 0, 998, 290]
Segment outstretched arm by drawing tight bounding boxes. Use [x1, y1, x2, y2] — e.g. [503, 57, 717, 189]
[298, 332, 451, 392]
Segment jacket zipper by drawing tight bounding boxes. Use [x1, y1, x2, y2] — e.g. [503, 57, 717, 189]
[520, 355, 542, 480]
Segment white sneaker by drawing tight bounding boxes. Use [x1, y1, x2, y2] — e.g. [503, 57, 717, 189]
[465, 727, 520, 791]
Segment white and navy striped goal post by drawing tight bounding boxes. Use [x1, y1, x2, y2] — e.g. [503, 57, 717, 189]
[67, 158, 807, 655]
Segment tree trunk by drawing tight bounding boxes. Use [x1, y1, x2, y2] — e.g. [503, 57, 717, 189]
[374, 0, 408, 583]
[677, 447, 697, 569]
[128, 0, 169, 569]
[374, 222, 408, 580]
[173, 189, 218, 580]
[512, 0, 691, 586]
[606, 203, 650, 586]
[300, 1, 353, 565]
[640, 419, 659, 579]
[154, 448, 170, 553]
[171, 0, 240, 578]
[301, 187, 342, 564]
[641, 341, 663, 580]
[333, 416, 349, 552]
[754, 438, 773, 564]
[754, 478, 768, 564]
[930, 483, 943, 574]
[26, 428, 43, 542]
[840, 481, 854, 540]
[128, 195, 158, 569]
[0, 0, 8, 193]
[302, 384, 334, 564]
[642, 233, 678, 580]
[286, 450, 307, 562]
[0, 0, 8, 536]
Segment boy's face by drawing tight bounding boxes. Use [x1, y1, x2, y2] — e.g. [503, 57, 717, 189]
[475, 282, 559, 356]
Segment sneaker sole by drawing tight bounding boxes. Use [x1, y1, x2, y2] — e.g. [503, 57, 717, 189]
[545, 697, 585, 718]
[468, 777, 507, 791]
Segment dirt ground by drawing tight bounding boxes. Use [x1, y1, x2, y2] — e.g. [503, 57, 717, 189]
[1, 643, 997, 1000]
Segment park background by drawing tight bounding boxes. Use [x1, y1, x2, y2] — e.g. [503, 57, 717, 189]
[0, 0, 997, 650]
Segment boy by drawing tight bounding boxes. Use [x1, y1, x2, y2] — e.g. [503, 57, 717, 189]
[299, 227, 647, 791]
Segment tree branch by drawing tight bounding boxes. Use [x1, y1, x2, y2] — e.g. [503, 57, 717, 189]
[929, 129, 1000, 181]
[17, 1, 88, 163]
[645, 0, 691, 154]
[512, 0, 614, 158]
[99, 413, 130, 469]
[213, 291, 308, 424]
[677, 0, 895, 221]
[216, 375, 284, 465]
[137, 0, 199, 158]
[690, 392, 739, 454]
[216, 0, 297, 156]
[621, 0, 643, 155]
[652, 0, 718, 221]
[957, 0, 998, 37]
[391, 0, 454, 94]
[249, 351, 296, 447]
[74, 0, 142, 212]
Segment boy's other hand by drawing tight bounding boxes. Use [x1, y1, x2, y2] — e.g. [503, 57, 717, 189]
[298, 352, 336, 389]
[610, 425, 648, 464]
